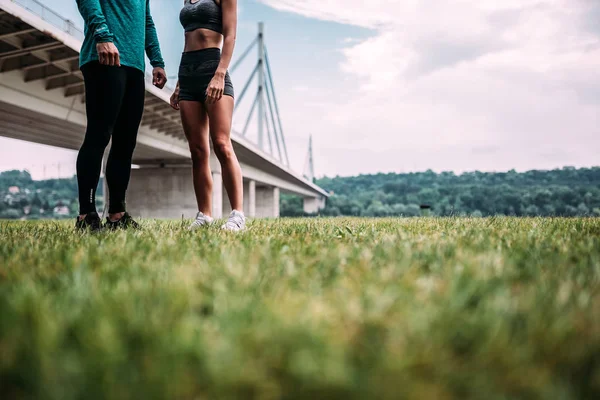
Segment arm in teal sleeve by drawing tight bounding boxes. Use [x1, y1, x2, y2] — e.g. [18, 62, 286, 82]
[145, 0, 165, 68]
[76, 0, 114, 43]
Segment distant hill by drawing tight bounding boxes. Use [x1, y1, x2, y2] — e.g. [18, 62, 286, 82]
[282, 167, 600, 217]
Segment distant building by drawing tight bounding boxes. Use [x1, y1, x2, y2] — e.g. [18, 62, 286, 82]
[53, 205, 71, 216]
[8, 186, 19, 194]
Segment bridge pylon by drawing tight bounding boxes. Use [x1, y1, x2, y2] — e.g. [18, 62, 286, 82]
[303, 135, 315, 183]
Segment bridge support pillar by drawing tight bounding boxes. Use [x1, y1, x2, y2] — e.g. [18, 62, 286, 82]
[303, 196, 326, 214]
[256, 186, 279, 218]
[125, 163, 225, 220]
[111, 165, 319, 220]
[126, 166, 197, 219]
[213, 171, 224, 219]
[243, 179, 256, 217]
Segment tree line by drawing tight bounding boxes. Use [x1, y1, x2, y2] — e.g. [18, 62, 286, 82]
[281, 167, 600, 217]
[2, 167, 599, 219]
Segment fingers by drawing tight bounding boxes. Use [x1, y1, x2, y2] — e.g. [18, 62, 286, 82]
[152, 70, 167, 89]
[170, 96, 179, 110]
[99, 51, 117, 66]
[97, 44, 119, 66]
[205, 86, 224, 105]
[170, 91, 180, 110]
[157, 74, 167, 89]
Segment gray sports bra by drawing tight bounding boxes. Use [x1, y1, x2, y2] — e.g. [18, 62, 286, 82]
[180, 0, 223, 34]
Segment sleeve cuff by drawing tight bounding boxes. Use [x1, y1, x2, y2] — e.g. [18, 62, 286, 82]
[93, 25, 114, 43]
[94, 34, 114, 43]
[151, 60, 165, 68]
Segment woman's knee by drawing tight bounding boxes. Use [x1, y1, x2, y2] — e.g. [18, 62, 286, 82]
[213, 137, 234, 161]
[188, 141, 210, 164]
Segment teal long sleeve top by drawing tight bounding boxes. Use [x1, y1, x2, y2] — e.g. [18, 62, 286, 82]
[77, 0, 165, 72]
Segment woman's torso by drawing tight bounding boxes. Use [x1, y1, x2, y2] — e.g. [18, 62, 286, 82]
[180, 0, 223, 52]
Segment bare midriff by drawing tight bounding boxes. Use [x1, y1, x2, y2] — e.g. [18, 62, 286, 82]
[184, 28, 222, 52]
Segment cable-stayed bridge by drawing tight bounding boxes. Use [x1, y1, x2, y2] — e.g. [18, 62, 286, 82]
[0, 0, 327, 218]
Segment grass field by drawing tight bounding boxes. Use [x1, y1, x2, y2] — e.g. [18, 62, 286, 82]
[0, 217, 599, 399]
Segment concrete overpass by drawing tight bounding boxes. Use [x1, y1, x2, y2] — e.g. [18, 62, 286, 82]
[0, 0, 328, 218]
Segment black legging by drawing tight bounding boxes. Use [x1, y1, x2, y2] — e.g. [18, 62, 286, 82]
[77, 61, 145, 215]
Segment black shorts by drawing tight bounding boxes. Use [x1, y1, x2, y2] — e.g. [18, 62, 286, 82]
[178, 47, 234, 103]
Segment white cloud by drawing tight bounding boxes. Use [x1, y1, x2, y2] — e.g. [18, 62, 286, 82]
[260, 0, 600, 175]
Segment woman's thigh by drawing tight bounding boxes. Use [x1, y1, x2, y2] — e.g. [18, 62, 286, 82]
[205, 96, 234, 144]
[179, 100, 210, 150]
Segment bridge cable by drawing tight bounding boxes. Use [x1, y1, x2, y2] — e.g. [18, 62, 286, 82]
[229, 37, 258, 74]
[264, 109, 274, 156]
[266, 67, 288, 165]
[264, 47, 290, 166]
[233, 62, 260, 113]
[242, 91, 261, 137]
[264, 74, 284, 162]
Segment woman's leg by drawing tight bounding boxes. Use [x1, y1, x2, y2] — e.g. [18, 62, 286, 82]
[205, 96, 243, 212]
[179, 100, 212, 215]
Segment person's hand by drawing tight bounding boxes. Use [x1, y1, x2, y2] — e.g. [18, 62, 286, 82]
[205, 73, 225, 104]
[96, 42, 120, 66]
[170, 89, 180, 110]
[153, 67, 167, 89]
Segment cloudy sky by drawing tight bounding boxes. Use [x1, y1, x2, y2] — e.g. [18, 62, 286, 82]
[1, 0, 598, 179]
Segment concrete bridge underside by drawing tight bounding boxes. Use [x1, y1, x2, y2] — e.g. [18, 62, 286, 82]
[0, 0, 328, 218]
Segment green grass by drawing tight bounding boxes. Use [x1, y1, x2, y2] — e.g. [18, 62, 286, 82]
[0, 217, 599, 399]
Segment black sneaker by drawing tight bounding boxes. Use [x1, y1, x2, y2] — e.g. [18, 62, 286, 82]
[75, 211, 103, 232]
[105, 212, 140, 230]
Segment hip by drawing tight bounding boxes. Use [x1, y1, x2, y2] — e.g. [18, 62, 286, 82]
[178, 47, 224, 78]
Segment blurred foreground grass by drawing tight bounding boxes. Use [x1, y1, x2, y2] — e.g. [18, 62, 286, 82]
[0, 217, 599, 399]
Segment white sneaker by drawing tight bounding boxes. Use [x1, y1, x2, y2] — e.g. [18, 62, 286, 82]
[189, 212, 214, 230]
[222, 210, 246, 231]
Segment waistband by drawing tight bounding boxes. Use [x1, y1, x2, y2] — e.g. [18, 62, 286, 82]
[180, 47, 221, 65]
[182, 47, 221, 56]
